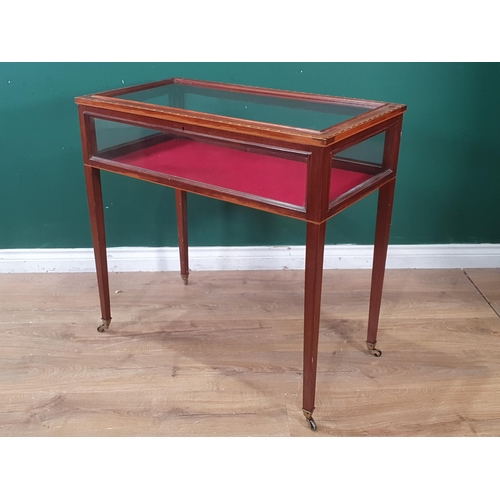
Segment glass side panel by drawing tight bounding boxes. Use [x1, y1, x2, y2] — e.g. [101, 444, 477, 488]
[95, 119, 159, 152]
[114, 83, 379, 132]
[93, 118, 309, 209]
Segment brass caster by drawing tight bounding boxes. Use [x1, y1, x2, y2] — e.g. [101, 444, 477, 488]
[181, 273, 189, 285]
[307, 418, 317, 431]
[303, 409, 317, 431]
[366, 341, 382, 357]
[97, 319, 111, 332]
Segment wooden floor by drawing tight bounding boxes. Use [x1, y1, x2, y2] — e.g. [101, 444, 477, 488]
[1, 268, 499, 437]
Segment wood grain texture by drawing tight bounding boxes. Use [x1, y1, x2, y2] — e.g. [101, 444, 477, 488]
[1, 269, 499, 436]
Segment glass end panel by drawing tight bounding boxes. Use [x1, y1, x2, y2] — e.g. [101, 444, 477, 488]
[334, 131, 385, 165]
[329, 131, 386, 203]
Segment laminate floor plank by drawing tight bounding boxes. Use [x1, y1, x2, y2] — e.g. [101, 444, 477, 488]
[1, 269, 499, 436]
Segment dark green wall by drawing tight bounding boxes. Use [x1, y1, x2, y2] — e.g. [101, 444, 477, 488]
[1, 63, 499, 249]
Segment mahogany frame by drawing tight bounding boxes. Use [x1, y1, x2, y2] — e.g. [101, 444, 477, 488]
[76, 78, 406, 431]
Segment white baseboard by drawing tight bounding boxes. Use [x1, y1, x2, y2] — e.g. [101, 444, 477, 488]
[0, 244, 499, 273]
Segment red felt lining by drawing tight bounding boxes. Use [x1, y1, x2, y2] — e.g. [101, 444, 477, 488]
[113, 138, 371, 207]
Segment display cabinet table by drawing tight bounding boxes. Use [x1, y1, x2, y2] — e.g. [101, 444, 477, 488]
[76, 78, 407, 430]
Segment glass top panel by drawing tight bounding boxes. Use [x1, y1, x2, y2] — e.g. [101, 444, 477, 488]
[115, 83, 379, 132]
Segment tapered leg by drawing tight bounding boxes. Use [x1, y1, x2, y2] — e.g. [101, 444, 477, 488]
[366, 179, 396, 356]
[84, 166, 111, 332]
[176, 189, 189, 285]
[302, 221, 327, 430]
